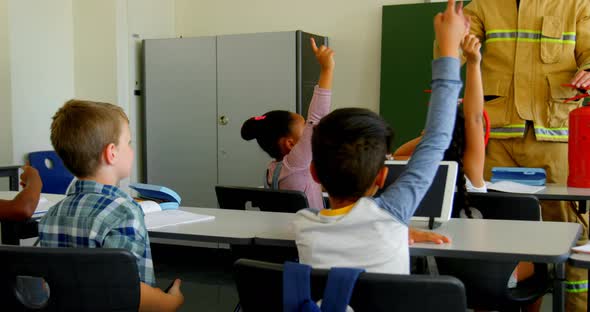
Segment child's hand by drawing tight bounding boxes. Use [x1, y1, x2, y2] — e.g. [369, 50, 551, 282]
[461, 34, 481, 64]
[311, 38, 335, 72]
[409, 228, 451, 245]
[434, 0, 469, 59]
[167, 278, 184, 304]
[20, 165, 41, 188]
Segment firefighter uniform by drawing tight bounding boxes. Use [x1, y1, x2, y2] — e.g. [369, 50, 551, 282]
[465, 0, 590, 310]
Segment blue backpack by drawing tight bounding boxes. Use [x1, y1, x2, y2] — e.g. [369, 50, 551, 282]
[283, 262, 365, 312]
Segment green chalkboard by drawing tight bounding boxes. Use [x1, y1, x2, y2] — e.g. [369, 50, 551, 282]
[380, 2, 469, 149]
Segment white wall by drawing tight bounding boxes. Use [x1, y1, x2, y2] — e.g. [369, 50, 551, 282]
[73, 0, 118, 103]
[0, 0, 12, 167]
[175, 0, 424, 113]
[9, 0, 75, 163]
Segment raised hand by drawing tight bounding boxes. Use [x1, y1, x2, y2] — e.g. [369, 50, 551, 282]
[462, 34, 482, 64]
[434, 0, 469, 59]
[311, 37, 335, 72]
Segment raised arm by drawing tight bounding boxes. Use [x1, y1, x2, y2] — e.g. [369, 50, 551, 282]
[376, 0, 466, 225]
[461, 34, 485, 188]
[282, 38, 333, 170]
[0, 166, 42, 220]
[393, 134, 423, 160]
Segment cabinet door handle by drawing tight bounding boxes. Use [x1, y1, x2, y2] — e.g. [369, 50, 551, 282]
[219, 115, 229, 126]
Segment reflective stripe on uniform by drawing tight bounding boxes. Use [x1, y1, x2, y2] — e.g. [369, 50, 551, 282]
[489, 124, 526, 138]
[485, 30, 576, 44]
[489, 125, 569, 140]
[534, 126, 569, 140]
[565, 280, 588, 293]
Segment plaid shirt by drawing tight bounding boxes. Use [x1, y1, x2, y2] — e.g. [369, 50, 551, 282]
[38, 180, 155, 286]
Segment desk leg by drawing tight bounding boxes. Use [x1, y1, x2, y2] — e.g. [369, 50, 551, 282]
[554, 262, 566, 312]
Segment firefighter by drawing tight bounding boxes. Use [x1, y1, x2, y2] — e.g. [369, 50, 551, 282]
[465, 0, 590, 310]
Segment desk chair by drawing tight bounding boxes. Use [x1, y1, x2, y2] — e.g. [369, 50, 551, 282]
[216, 185, 307, 263]
[29, 151, 74, 194]
[0, 246, 140, 312]
[437, 192, 548, 311]
[215, 185, 309, 213]
[234, 259, 467, 312]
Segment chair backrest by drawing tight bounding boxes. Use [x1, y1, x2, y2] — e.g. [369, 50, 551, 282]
[28, 151, 74, 194]
[0, 246, 140, 312]
[234, 259, 467, 312]
[466, 192, 541, 221]
[215, 185, 309, 213]
[437, 192, 545, 310]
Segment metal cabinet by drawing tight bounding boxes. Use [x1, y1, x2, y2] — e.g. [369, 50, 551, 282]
[143, 31, 328, 207]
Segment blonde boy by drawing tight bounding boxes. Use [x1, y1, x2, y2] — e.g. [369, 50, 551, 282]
[39, 100, 183, 312]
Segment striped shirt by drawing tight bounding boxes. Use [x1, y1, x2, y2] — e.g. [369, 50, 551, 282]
[38, 180, 155, 286]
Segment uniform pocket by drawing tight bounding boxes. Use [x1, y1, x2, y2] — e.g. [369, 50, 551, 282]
[541, 16, 563, 64]
[483, 74, 511, 127]
[546, 73, 582, 128]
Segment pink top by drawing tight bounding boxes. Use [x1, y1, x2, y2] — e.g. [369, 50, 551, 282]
[267, 86, 331, 209]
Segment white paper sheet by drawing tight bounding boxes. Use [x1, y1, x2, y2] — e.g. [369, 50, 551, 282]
[486, 181, 545, 194]
[144, 210, 215, 229]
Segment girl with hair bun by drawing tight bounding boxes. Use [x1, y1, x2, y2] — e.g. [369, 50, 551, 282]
[241, 38, 334, 210]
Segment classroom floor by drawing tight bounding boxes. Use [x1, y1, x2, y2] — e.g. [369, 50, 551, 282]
[152, 243, 555, 312]
[152, 244, 239, 311]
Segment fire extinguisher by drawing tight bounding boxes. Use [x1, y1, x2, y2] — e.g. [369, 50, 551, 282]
[568, 104, 590, 188]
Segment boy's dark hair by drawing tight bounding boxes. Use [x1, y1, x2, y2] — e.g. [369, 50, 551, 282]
[443, 109, 473, 218]
[312, 108, 394, 200]
[51, 100, 129, 178]
[241, 110, 295, 160]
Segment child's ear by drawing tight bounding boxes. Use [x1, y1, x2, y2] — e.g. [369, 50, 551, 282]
[103, 143, 117, 165]
[310, 162, 321, 184]
[285, 137, 296, 151]
[375, 166, 389, 189]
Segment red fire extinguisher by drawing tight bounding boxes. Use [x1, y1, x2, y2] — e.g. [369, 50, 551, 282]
[568, 104, 590, 188]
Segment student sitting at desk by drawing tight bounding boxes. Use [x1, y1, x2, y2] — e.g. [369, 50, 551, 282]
[241, 37, 333, 211]
[393, 33, 538, 303]
[38, 100, 184, 312]
[291, 0, 464, 273]
[242, 37, 448, 245]
[0, 165, 42, 220]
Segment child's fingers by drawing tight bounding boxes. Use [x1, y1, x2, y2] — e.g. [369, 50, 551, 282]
[446, 0, 456, 14]
[317, 45, 327, 56]
[434, 12, 443, 27]
[310, 37, 318, 53]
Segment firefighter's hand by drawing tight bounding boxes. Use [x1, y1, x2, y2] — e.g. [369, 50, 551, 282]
[434, 0, 469, 59]
[409, 228, 451, 245]
[571, 70, 590, 89]
[461, 34, 481, 64]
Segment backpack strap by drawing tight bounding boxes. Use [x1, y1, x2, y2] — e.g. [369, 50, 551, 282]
[265, 162, 283, 190]
[319, 268, 365, 312]
[283, 262, 320, 312]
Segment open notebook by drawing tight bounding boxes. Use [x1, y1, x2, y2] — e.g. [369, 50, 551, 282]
[34, 197, 214, 230]
[138, 201, 214, 229]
